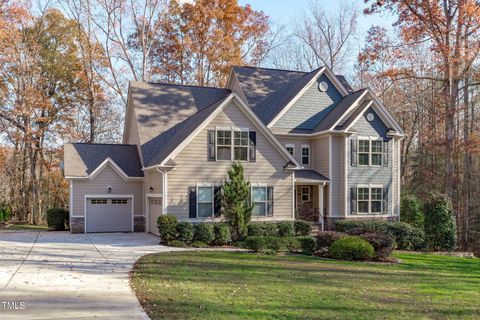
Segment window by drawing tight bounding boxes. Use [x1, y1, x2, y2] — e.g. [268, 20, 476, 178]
[301, 145, 310, 165]
[234, 131, 249, 161]
[216, 130, 231, 161]
[358, 140, 370, 166]
[91, 199, 107, 205]
[357, 188, 369, 213]
[252, 186, 267, 216]
[285, 144, 294, 156]
[358, 139, 383, 166]
[371, 141, 383, 166]
[197, 186, 213, 217]
[370, 188, 383, 213]
[301, 187, 310, 202]
[111, 199, 128, 204]
[357, 187, 384, 214]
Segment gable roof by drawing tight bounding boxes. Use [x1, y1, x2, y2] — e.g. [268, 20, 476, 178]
[64, 143, 143, 178]
[295, 169, 329, 182]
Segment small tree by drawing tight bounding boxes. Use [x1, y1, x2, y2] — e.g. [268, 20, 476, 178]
[400, 194, 424, 229]
[424, 192, 457, 251]
[221, 163, 253, 241]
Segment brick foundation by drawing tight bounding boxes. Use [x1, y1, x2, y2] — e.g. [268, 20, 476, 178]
[134, 216, 146, 232]
[70, 217, 85, 233]
[324, 216, 400, 231]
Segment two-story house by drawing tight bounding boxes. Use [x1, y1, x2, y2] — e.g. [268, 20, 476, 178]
[63, 66, 404, 234]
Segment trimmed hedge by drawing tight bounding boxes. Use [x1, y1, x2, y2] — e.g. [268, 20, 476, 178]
[176, 222, 194, 243]
[193, 223, 215, 244]
[214, 224, 232, 245]
[247, 222, 278, 237]
[330, 236, 375, 261]
[359, 233, 395, 259]
[191, 241, 209, 248]
[297, 236, 316, 255]
[316, 231, 347, 250]
[167, 240, 187, 248]
[277, 222, 295, 237]
[336, 220, 425, 250]
[46, 208, 69, 231]
[157, 215, 178, 243]
[294, 220, 312, 236]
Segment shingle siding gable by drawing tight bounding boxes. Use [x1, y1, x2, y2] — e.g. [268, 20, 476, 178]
[273, 75, 342, 130]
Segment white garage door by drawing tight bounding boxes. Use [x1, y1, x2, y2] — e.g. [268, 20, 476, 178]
[149, 198, 162, 236]
[86, 198, 132, 233]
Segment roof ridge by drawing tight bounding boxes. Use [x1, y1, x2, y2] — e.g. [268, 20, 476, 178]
[232, 65, 310, 74]
[72, 142, 136, 146]
[131, 80, 230, 90]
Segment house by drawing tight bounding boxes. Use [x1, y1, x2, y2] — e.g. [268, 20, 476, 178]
[63, 66, 404, 234]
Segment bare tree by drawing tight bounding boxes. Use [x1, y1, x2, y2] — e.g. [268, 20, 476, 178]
[294, 1, 358, 73]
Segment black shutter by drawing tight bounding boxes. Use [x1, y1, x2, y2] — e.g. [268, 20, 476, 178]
[351, 139, 357, 166]
[350, 188, 357, 214]
[249, 131, 256, 162]
[188, 187, 197, 218]
[383, 187, 389, 214]
[214, 186, 222, 217]
[383, 140, 389, 166]
[207, 130, 216, 161]
[267, 186, 274, 216]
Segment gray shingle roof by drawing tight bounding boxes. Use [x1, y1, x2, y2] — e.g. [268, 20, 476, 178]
[64, 143, 143, 177]
[295, 169, 329, 182]
[129, 81, 231, 167]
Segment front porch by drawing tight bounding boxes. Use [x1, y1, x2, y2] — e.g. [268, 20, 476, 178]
[294, 170, 329, 229]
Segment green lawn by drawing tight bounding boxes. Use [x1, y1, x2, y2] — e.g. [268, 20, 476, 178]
[0, 223, 49, 231]
[130, 252, 480, 320]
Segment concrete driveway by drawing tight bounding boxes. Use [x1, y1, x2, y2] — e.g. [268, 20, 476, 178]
[0, 231, 180, 320]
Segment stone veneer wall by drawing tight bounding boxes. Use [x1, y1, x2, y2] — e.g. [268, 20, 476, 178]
[70, 217, 85, 233]
[134, 216, 146, 232]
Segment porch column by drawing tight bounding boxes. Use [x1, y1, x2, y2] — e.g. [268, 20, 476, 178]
[318, 184, 324, 231]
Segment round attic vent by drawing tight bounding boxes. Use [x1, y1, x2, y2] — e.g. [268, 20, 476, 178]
[367, 113, 375, 122]
[318, 81, 328, 92]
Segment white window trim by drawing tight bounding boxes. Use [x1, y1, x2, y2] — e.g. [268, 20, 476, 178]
[356, 186, 383, 215]
[285, 144, 295, 157]
[196, 183, 214, 218]
[251, 186, 267, 217]
[357, 137, 383, 166]
[301, 144, 310, 166]
[215, 127, 250, 162]
[301, 186, 310, 203]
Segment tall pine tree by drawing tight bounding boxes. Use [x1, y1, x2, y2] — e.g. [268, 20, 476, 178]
[221, 163, 253, 240]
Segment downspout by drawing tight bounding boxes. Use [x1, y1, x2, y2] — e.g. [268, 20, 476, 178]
[156, 167, 168, 215]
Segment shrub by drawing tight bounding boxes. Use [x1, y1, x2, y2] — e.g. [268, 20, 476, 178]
[277, 221, 295, 237]
[244, 236, 266, 251]
[214, 224, 232, 245]
[297, 236, 316, 255]
[316, 231, 347, 250]
[191, 241, 209, 248]
[330, 236, 375, 261]
[360, 233, 395, 259]
[166, 240, 187, 248]
[157, 215, 178, 243]
[284, 237, 302, 251]
[193, 223, 215, 244]
[176, 222, 194, 243]
[46, 208, 68, 231]
[335, 220, 425, 250]
[294, 220, 312, 236]
[401, 194, 425, 228]
[247, 222, 278, 237]
[424, 193, 457, 251]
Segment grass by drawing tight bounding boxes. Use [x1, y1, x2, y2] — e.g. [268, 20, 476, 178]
[130, 252, 480, 320]
[0, 223, 49, 231]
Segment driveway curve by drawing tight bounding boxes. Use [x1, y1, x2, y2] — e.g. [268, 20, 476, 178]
[0, 231, 181, 319]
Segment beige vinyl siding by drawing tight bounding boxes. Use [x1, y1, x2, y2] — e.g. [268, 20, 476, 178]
[276, 137, 313, 169]
[71, 165, 143, 217]
[144, 169, 163, 197]
[312, 136, 329, 175]
[330, 136, 345, 216]
[167, 100, 293, 221]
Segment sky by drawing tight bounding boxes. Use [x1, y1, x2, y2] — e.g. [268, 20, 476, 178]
[238, 0, 396, 73]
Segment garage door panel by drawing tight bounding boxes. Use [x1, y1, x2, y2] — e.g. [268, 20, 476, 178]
[86, 198, 132, 233]
[149, 198, 162, 236]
